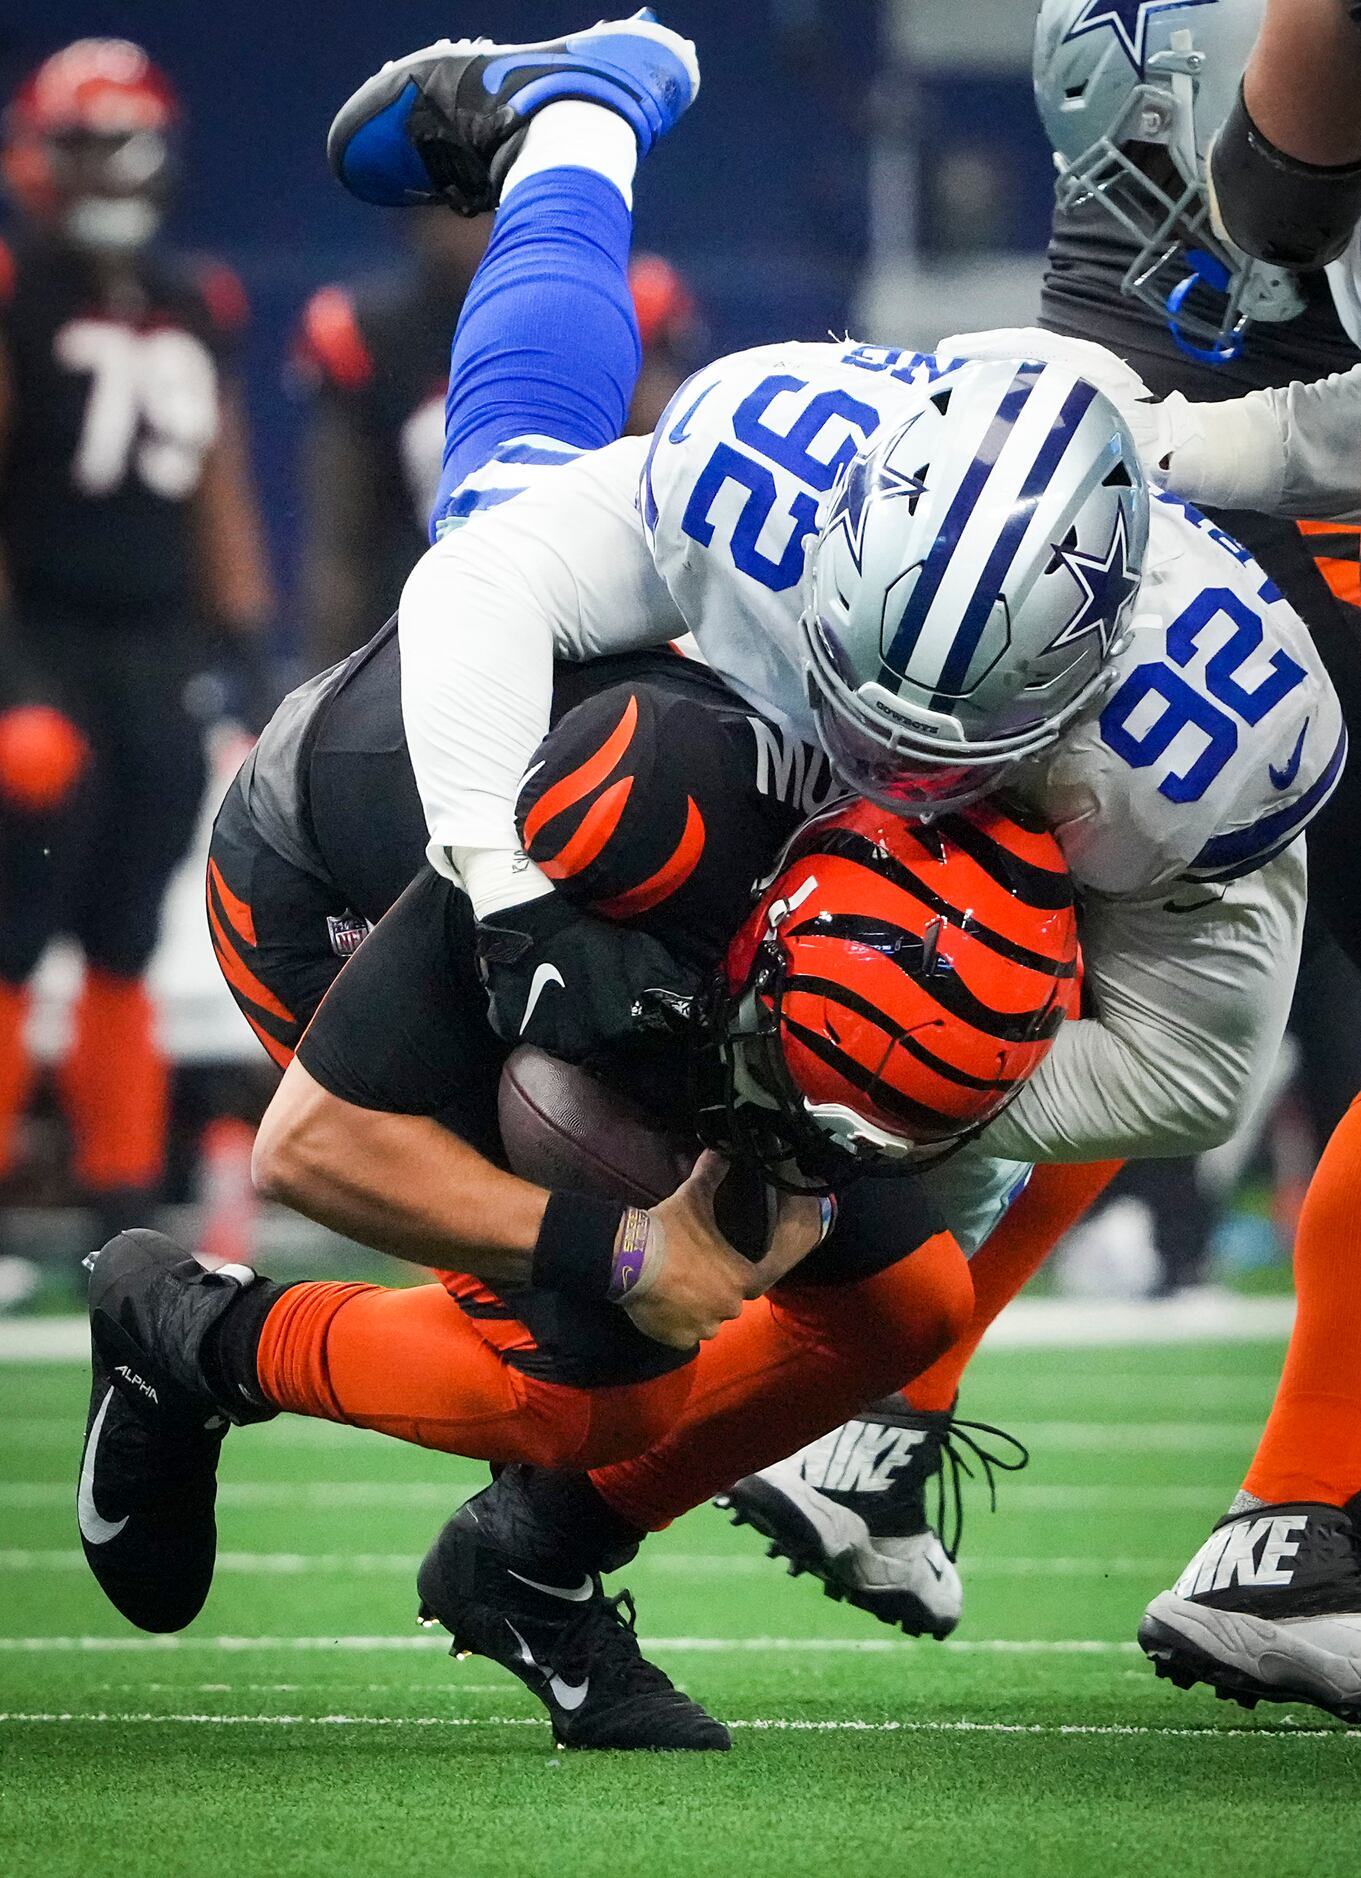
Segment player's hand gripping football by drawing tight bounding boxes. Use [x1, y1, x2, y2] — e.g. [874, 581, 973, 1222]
[622, 1151, 829, 1350]
[476, 892, 699, 1063]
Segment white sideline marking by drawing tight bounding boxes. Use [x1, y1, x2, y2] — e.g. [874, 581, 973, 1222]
[0, 1634, 1141, 1655]
[0, 1294, 1294, 1364]
[0, 1549, 1182, 1580]
[0, 1710, 1351, 1740]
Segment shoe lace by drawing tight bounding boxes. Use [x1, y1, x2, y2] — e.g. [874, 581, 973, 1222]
[927, 1417, 1029, 1562]
[547, 1588, 675, 1701]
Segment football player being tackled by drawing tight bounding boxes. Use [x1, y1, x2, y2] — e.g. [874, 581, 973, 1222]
[78, 15, 1053, 1755]
[322, 12, 1351, 1722]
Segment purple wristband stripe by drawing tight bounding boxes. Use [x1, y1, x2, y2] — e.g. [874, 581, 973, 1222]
[607, 1206, 653, 1302]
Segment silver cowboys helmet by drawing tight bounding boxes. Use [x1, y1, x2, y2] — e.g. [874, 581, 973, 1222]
[799, 355, 1148, 815]
[1033, 0, 1304, 361]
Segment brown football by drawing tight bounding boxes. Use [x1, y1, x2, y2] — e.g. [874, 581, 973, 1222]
[497, 1045, 696, 1206]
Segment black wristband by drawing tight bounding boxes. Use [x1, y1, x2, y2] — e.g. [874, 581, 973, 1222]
[531, 1190, 627, 1300]
[1210, 82, 1361, 269]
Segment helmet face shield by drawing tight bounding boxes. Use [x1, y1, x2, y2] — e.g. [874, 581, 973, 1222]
[807, 674, 1005, 817]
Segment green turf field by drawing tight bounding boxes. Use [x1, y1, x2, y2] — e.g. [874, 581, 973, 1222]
[2, 1335, 1356, 1878]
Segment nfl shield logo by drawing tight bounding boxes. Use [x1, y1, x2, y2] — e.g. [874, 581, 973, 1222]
[326, 911, 371, 960]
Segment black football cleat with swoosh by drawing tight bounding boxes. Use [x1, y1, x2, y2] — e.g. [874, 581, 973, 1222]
[78, 1231, 276, 1633]
[416, 1468, 730, 1750]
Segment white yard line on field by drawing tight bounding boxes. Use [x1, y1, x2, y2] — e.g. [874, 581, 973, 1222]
[0, 1550, 1183, 1578]
[0, 1710, 1350, 1741]
[0, 1634, 1143, 1655]
[0, 1295, 1294, 1364]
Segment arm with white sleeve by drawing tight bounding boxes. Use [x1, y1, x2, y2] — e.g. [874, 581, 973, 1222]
[980, 844, 1306, 1165]
[1142, 366, 1361, 524]
[397, 435, 684, 917]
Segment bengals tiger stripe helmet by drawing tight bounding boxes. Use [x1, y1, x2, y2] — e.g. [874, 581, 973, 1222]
[696, 794, 1081, 1188]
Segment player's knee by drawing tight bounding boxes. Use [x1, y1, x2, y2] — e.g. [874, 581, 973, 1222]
[0, 705, 89, 814]
[251, 1079, 318, 1207]
[860, 1232, 975, 1376]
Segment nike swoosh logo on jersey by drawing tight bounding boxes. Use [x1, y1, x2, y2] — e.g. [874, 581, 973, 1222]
[668, 381, 715, 444]
[519, 962, 565, 1036]
[1269, 721, 1308, 791]
[507, 1568, 594, 1602]
[78, 1388, 129, 1546]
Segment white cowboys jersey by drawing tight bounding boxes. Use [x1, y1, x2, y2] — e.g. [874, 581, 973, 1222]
[640, 337, 1345, 897]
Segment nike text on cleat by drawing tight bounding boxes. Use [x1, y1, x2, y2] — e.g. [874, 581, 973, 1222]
[328, 13, 700, 212]
[416, 1468, 729, 1750]
[717, 1455, 963, 1639]
[77, 1230, 274, 1634]
[1138, 1496, 1361, 1724]
[716, 1402, 1027, 1639]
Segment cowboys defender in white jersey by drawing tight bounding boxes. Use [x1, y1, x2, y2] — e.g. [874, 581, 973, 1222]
[329, 9, 1345, 1693]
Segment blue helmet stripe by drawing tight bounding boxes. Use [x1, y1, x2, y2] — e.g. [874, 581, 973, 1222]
[931, 379, 1099, 703]
[878, 364, 1043, 687]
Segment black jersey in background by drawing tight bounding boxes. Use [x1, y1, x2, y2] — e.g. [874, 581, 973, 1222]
[0, 231, 240, 630]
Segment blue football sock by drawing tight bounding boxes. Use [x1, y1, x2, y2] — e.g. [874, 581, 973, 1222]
[431, 168, 639, 536]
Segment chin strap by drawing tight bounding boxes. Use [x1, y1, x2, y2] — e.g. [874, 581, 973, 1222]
[1165, 249, 1247, 365]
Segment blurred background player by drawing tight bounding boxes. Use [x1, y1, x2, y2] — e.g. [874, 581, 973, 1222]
[0, 40, 274, 1260]
[294, 231, 702, 672]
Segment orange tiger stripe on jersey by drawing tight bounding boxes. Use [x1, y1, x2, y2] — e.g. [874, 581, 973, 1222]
[207, 856, 258, 947]
[594, 795, 705, 918]
[522, 693, 638, 847]
[537, 774, 634, 880]
[206, 893, 295, 1027]
[1298, 519, 1361, 607]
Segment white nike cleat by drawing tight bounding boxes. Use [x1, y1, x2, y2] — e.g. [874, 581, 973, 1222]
[1139, 1497, 1361, 1724]
[718, 1453, 963, 1638]
[718, 1400, 1026, 1638]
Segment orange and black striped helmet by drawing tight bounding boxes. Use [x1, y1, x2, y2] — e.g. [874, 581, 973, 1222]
[696, 794, 1081, 1187]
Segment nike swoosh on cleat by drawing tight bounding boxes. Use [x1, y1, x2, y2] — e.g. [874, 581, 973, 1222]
[1269, 721, 1308, 791]
[78, 1389, 129, 1546]
[508, 1568, 594, 1601]
[549, 1673, 590, 1711]
[519, 963, 565, 1036]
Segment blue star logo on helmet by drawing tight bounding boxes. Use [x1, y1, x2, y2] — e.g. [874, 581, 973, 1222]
[828, 419, 927, 574]
[1047, 505, 1140, 654]
[1062, 0, 1215, 74]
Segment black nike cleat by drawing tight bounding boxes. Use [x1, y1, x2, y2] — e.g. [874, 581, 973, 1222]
[416, 1469, 729, 1750]
[1138, 1497, 1361, 1723]
[716, 1400, 1026, 1639]
[328, 12, 700, 213]
[78, 1230, 274, 1633]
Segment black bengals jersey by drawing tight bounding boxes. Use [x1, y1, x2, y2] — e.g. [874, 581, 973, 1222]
[0, 233, 241, 624]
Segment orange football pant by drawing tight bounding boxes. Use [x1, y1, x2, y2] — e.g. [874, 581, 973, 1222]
[255, 1231, 972, 1495]
[591, 1232, 972, 1531]
[905, 1159, 1123, 1413]
[1243, 1092, 1361, 1507]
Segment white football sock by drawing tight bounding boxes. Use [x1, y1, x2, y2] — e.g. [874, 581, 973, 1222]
[501, 100, 639, 208]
